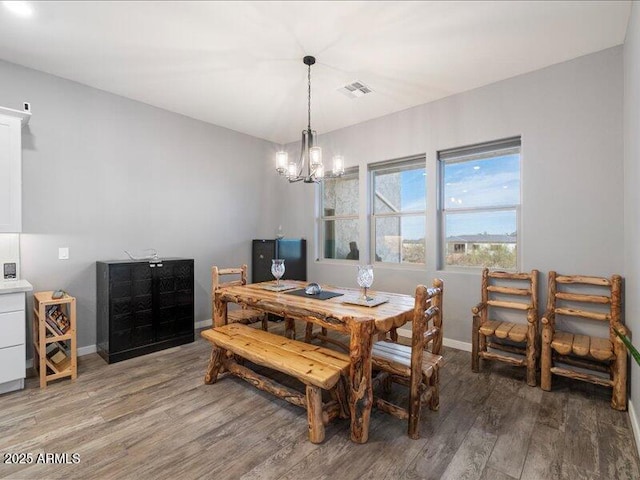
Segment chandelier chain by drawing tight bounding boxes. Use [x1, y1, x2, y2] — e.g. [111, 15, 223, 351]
[307, 63, 311, 132]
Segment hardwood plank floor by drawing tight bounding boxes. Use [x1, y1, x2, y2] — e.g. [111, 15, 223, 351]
[0, 322, 638, 480]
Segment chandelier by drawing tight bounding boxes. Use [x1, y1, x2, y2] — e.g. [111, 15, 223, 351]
[275, 56, 344, 183]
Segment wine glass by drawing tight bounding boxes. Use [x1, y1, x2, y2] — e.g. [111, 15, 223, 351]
[356, 265, 374, 301]
[271, 259, 285, 287]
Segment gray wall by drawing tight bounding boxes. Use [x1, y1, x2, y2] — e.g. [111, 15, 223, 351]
[0, 59, 280, 350]
[277, 47, 624, 345]
[624, 4, 640, 423]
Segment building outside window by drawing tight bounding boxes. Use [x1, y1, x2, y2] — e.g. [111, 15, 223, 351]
[439, 137, 521, 269]
[320, 168, 359, 260]
[370, 156, 426, 264]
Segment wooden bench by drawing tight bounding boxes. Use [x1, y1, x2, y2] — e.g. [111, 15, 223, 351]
[201, 323, 351, 443]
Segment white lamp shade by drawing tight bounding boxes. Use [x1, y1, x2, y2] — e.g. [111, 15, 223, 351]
[315, 163, 325, 179]
[288, 162, 298, 178]
[332, 155, 345, 175]
[309, 146, 322, 166]
[276, 151, 288, 172]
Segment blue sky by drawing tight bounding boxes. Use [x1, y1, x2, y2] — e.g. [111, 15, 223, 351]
[397, 153, 520, 240]
[444, 154, 519, 237]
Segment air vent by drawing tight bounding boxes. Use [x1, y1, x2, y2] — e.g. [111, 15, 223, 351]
[338, 81, 373, 99]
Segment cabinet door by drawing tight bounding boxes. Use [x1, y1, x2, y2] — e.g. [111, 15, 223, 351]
[109, 264, 136, 353]
[173, 261, 194, 336]
[154, 261, 194, 340]
[131, 263, 154, 347]
[0, 115, 21, 233]
[109, 263, 157, 352]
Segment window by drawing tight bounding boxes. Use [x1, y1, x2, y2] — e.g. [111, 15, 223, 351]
[320, 168, 359, 260]
[453, 243, 465, 254]
[370, 156, 426, 264]
[439, 137, 521, 269]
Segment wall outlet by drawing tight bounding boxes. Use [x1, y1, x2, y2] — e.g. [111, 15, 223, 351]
[58, 247, 69, 260]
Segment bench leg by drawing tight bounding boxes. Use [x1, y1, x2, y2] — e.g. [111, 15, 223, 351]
[285, 317, 296, 339]
[321, 327, 328, 344]
[204, 347, 225, 384]
[331, 376, 350, 419]
[306, 385, 325, 443]
[261, 315, 269, 332]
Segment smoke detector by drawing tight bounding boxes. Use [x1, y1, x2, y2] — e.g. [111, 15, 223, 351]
[338, 81, 373, 99]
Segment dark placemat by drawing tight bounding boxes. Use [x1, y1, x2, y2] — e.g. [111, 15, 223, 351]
[285, 289, 344, 301]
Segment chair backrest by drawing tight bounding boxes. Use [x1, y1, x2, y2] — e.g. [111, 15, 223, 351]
[546, 272, 622, 339]
[479, 268, 538, 324]
[412, 279, 444, 357]
[212, 264, 248, 292]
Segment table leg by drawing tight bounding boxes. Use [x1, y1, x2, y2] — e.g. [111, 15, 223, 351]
[285, 317, 296, 339]
[348, 318, 375, 443]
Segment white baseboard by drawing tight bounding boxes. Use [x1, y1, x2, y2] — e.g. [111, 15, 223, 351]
[195, 319, 211, 329]
[629, 400, 640, 460]
[26, 344, 98, 368]
[396, 328, 472, 352]
[78, 344, 97, 356]
[442, 338, 472, 352]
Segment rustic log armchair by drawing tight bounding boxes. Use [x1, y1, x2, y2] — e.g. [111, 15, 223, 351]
[211, 265, 268, 331]
[371, 279, 444, 439]
[471, 268, 539, 386]
[541, 272, 627, 411]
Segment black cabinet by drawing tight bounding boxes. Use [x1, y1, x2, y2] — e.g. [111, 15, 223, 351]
[97, 258, 194, 364]
[252, 239, 307, 283]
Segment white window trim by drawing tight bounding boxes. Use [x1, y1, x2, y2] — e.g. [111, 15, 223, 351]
[438, 137, 522, 271]
[317, 167, 360, 262]
[369, 155, 427, 266]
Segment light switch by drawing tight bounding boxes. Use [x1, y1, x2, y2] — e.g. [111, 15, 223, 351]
[58, 247, 69, 260]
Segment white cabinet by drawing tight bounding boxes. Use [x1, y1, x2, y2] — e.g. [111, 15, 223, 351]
[0, 290, 27, 394]
[0, 106, 30, 233]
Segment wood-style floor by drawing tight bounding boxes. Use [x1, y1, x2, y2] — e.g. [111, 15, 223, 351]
[0, 323, 638, 480]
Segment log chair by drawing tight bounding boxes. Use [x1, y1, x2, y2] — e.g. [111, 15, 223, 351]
[371, 280, 444, 439]
[471, 268, 539, 386]
[212, 264, 268, 331]
[540, 272, 628, 411]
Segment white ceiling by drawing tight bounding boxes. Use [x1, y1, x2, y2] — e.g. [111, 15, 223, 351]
[0, 1, 631, 144]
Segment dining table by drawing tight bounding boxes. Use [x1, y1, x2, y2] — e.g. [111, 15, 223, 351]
[213, 279, 416, 443]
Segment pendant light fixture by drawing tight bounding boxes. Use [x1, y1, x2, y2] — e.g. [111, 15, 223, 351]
[275, 56, 345, 183]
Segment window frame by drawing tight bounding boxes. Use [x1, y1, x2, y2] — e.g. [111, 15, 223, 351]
[318, 167, 360, 262]
[369, 155, 427, 266]
[438, 137, 522, 271]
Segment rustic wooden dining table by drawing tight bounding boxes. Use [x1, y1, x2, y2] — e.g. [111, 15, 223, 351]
[213, 280, 415, 443]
